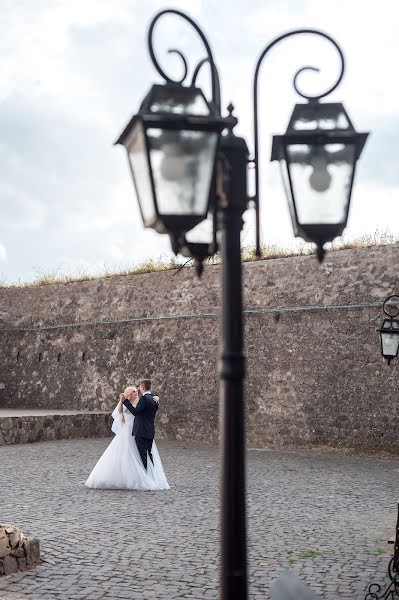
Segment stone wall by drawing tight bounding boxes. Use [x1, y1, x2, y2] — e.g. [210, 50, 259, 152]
[0, 413, 113, 445]
[0, 243, 398, 452]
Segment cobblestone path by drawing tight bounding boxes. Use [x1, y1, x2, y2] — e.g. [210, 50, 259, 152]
[0, 439, 397, 599]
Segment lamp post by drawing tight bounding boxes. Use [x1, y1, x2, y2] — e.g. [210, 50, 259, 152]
[115, 10, 369, 599]
[379, 295, 399, 365]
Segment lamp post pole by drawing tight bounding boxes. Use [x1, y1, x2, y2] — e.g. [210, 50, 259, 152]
[218, 118, 250, 599]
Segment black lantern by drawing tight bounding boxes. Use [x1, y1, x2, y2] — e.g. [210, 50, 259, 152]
[379, 295, 399, 365]
[115, 83, 226, 238]
[271, 101, 368, 261]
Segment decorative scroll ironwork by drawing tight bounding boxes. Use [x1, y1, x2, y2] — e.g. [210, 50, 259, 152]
[365, 574, 399, 599]
[147, 9, 221, 112]
[383, 296, 399, 319]
[365, 503, 399, 599]
[252, 30, 345, 256]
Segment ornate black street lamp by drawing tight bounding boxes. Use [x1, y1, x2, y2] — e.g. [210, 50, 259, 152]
[379, 295, 399, 365]
[271, 99, 368, 261]
[115, 10, 369, 599]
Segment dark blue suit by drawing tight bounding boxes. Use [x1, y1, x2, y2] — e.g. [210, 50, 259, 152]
[123, 392, 158, 470]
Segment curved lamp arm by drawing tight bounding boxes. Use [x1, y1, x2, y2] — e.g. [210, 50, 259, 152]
[253, 30, 345, 256]
[148, 9, 221, 113]
[191, 57, 222, 113]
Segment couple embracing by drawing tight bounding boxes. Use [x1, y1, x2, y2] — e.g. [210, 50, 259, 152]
[85, 379, 169, 491]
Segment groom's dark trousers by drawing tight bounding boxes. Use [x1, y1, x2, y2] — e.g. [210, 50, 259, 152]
[135, 437, 153, 471]
[123, 393, 158, 471]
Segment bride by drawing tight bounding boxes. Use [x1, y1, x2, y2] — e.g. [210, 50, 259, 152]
[85, 386, 169, 491]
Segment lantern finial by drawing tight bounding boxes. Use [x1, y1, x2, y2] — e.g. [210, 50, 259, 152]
[316, 245, 326, 263]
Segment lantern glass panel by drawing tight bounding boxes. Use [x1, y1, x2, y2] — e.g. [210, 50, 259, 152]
[185, 211, 214, 244]
[290, 104, 351, 131]
[381, 319, 399, 358]
[278, 158, 298, 233]
[126, 122, 157, 227]
[147, 128, 218, 217]
[149, 86, 211, 116]
[286, 142, 355, 224]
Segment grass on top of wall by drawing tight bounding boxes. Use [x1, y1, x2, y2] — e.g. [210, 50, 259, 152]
[2, 230, 398, 288]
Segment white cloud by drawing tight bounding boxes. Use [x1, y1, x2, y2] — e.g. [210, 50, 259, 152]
[107, 242, 125, 262]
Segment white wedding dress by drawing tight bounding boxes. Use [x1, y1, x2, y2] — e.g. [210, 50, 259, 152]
[85, 404, 170, 491]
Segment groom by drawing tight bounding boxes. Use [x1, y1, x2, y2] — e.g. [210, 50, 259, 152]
[123, 379, 158, 470]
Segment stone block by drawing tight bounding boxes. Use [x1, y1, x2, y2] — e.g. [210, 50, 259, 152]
[0, 525, 40, 576]
[3, 555, 18, 576]
[17, 557, 27, 571]
[0, 537, 10, 559]
[27, 433, 36, 443]
[23, 537, 40, 566]
[8, 527, 23, 548]
[45, 429, 56, 441]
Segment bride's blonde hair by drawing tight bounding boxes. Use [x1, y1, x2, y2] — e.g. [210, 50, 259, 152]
[123, 386, 136, 397]
[121, 386, 136, 424]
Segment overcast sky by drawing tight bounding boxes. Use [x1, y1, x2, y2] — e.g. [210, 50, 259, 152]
[0, 0, 398, 283]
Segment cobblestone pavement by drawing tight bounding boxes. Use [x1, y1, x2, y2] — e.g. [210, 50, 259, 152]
[0, 439, 398, 599]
